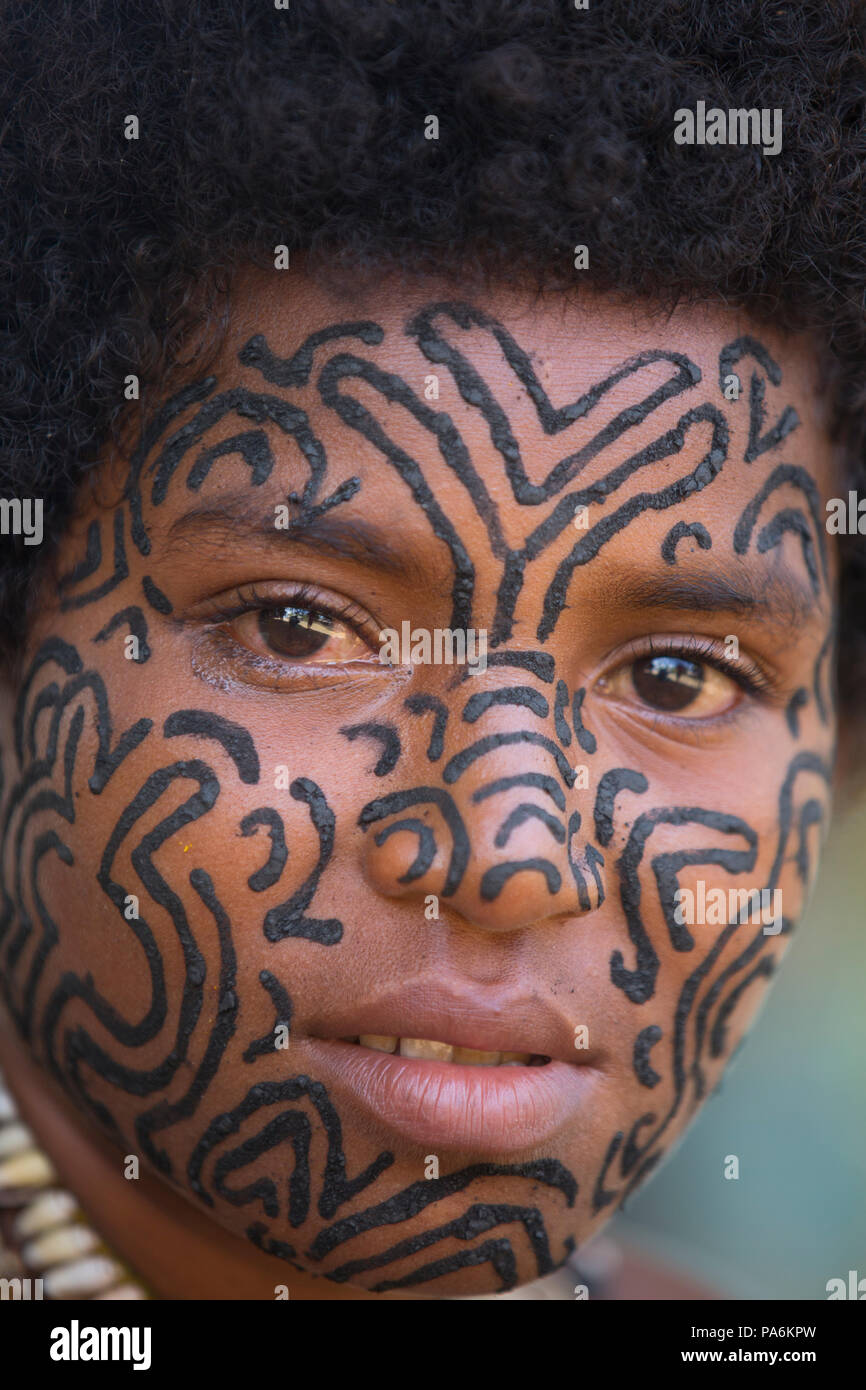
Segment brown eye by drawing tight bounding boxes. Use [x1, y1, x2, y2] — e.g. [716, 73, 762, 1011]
[258, 605, 336, 659]
[224, 601, 373, 665]
[598, 647, 741, 719]
[632, 654, 704, 711]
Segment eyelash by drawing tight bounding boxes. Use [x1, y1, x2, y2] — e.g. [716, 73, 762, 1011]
[198, 582, 374, 645]
[613, 634, 776, 701]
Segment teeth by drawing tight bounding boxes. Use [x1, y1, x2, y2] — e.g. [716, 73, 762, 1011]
[452, 1047, 501, 1065]
[355, 1037, 536, 1066]
[358, 1034, 399, 1054]
[399, 1038, 455, 1061]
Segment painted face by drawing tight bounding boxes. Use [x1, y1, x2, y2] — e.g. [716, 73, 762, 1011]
[0, 267, 837, 1295]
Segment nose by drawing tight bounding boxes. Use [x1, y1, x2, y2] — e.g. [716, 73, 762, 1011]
[359, 687, 606, 931]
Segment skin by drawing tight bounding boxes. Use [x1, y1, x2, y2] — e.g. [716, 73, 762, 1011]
[0, 266, 838, 1299]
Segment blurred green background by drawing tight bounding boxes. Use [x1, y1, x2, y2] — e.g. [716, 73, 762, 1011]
[609, 792, 866, 1300]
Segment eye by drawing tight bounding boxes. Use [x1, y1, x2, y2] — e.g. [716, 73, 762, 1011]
[196, 582, 382, 669]
[598, 647, 746, 718]
[230, 601, 374, 664]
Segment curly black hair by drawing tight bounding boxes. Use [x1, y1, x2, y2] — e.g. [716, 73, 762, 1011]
[2, 0, 865, 741]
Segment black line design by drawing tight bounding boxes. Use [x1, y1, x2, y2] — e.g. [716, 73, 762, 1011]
[633, 1025, 663, 1088]
[593, 768, 649, 847]
[718, 337, 800, 462]
[481, 858, 561, 902]
[141, 575, 173, 614]
[812, 626, 834, 726]
[240, 808, 288, 891]
[164, 710, 260, 785]
[472, 772, 566, 813]
[339, 723, 401, 777]
[553, 680, 572, 747]
[243, 971, 294, 1064]
[494, 803, 566, 848]
[661, 520, 712, 565]
[462, 686, 549, 723]
[318, 351, 476, 630]
[443, 731, 576, 788]
[374, 818, 438, 883]
[539, 404, 728, 640]
[359, 788, 469, 898]
[592, 750, 832, 1211]
[403, 695, 448, 761]
[785, 687, 809, 738]
[92, 606, 151, 663]
[612, 808, 758, 1004]
[58, 511, 129, 610]
[571, 688, 597, 754]
[262, 779, 343, 945]
[459, 651, 556, 684]
[732, 464, 827, 595]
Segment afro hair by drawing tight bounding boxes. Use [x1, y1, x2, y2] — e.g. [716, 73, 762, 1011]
[1, 0, 865, 738]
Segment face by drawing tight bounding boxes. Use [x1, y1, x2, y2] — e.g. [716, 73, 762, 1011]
[0, 267, 837, 1295]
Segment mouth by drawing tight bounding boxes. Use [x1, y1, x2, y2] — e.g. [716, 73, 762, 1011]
[338, 1036, 553, 1067]
[302, 979, 599, 1153]
[305, 1036, 594, 1152]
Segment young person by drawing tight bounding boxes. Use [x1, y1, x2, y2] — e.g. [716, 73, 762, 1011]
[0, 0, 862, 1301]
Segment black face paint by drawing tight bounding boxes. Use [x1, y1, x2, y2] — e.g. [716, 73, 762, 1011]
[593, 767, 650, 847]
[58, 511, 128, 610]
[571, 688, 597, 755]
[242, 971, 293, 1064]
[733, 464, 827, 596]
[240, 808, 288, 892]
[473, 772, 566, 813]
[164, 709, 261, 784]
[443, 731, 576, 789]
[462, 686, 550, 723]
[661, 520, 713, 565]
[785, 687, 809, 738]
[339, 723, 402, 777]
[613, 806, 759, 1004]
[633, 1025, 663, 1088]
[553, 679, 572, 747]
[92, 606, 151, 663]
[593, 748, 832, 1208]
[262, 779, 343, 945]
[458, 649, 556, 683]
[359, 788, 470, 898]
[403, 694, 448, 761]
[141, 575, 174, 615]
[717, 337, 800, 462]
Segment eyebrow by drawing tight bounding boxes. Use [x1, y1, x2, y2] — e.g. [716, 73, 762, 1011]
[166, 493, 826, 633]
[608, 563, 825, 633]
[165, 494, 441, 588]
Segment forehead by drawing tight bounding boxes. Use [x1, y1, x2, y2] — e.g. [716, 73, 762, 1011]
[213, 262, 836, 510]
[130, 262, 837, 643]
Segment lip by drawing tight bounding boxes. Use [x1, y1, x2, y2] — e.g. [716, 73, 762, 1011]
[307, 980, 594, 1067]
[305, 1039, 596, 1152]
[303, 979, 600, 1152]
